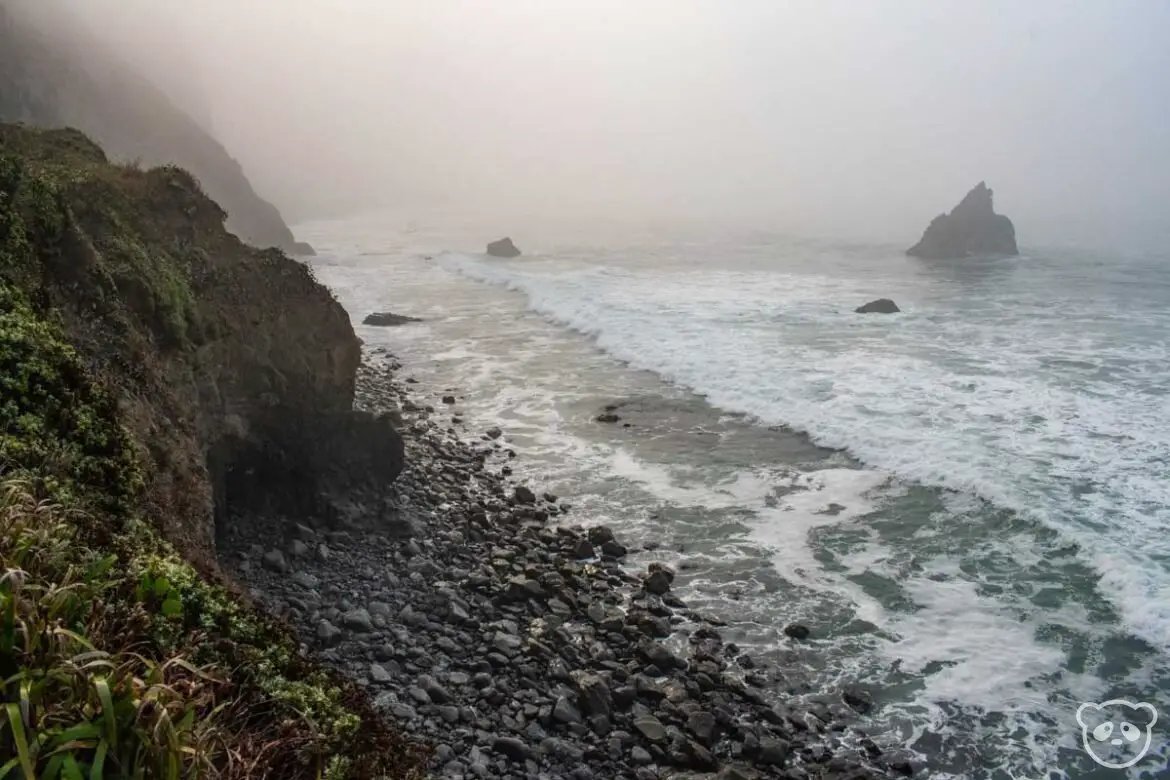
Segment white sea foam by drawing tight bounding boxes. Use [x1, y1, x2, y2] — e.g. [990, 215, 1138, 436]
[436, 249, 1170, 654]
[305, 224, 1168, 777]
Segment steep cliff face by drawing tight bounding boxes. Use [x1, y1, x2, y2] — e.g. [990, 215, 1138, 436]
[0, 2, 307, 254]
[0, 124, 417, 778]
[0, 123, 402, 567]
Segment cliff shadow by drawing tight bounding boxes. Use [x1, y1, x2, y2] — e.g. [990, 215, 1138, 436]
[208, 408, 408, 555]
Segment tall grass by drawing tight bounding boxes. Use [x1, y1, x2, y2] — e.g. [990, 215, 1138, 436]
[0, 480, 231, 778]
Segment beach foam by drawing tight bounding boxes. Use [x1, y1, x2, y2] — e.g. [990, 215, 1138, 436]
[437, 249, 1170, 654]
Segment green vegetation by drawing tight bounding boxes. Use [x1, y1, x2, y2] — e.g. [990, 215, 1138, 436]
[0, 127, 427, 778]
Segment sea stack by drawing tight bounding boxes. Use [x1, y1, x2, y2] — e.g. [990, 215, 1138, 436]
[486, 237, 522, 257]
[906, 182, 1018, 259]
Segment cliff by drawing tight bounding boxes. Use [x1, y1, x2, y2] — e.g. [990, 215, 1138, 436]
[0, 123, 416, 778]
[906, 181, 1019, 259]
[0, 2, 309, 254]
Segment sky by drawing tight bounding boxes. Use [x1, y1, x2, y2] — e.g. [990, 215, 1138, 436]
[30, 0, 1170, 249]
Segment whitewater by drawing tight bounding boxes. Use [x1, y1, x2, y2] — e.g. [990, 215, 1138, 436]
[438, 244, 1170, 648]
[301, 215, 1170, 778]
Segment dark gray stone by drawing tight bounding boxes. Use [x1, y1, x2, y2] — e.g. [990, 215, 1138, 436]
[854, 298, 900, 314]
[363, 312, 423, 327]
[262, 549, 288, 573]
[486, 237, 522, 258]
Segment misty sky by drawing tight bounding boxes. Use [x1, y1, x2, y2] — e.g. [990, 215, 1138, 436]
[45, 0, 1170, 249]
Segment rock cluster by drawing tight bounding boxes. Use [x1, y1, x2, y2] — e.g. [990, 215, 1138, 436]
[219, 351, 911, 780]
[906, 182, 1018, 259]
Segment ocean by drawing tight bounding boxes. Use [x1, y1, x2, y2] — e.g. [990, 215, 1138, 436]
[297, 212, 1169, 779]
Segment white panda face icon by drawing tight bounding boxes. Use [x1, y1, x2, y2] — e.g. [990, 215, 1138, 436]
[1076, 700, 1158, 769]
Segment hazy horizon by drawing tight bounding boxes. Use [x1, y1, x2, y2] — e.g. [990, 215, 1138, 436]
[22, 0, 1170, 251]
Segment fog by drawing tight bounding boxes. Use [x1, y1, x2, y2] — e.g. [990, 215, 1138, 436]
[36, 1, 1170, 248]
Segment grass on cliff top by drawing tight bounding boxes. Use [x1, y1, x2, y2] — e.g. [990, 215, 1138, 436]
[0, 125, 428, 778]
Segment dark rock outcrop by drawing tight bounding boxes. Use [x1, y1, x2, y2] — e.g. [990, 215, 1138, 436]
[362, 312, 422, 327]
[855, 298, 900, 314]
[0, 3, 309, 254]
[291, 241, 317, 257]
[906, 182, 1018, 259]
[0, 123, 403, 566]
[486, 237, 521, 257]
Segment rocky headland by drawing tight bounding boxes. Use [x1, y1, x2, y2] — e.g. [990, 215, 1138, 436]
[0, 121, 913, 778]
[0, 123, 417, 778]
[906, 182, 1018, 259]
[0, 1, 309, 254]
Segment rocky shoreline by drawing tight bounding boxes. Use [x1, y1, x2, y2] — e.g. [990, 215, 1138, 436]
[218, 349, 915, 780]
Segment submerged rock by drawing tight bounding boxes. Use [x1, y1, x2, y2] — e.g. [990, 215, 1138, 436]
[487, 237, 522, 257]
[855, 298, 900, 314]
[362, 312, 422, 327]
[906, 181, 1018, 259]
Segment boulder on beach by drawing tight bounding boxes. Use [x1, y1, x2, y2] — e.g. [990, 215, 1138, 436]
[855, 298, 900, 314]
[486, 237, 522, 257]
[362, 312, 422, 327]
[906, 182, 1018, 259]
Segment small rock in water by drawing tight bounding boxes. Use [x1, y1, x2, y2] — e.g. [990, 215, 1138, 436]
[784, 623, 811, 640]
[842, 686, 874, 714]
[441, 395, 456, 404]
[643, 564, 674, 595]
[486, 427, 503, 440]
[363, 311, 423, 326]
[587, 526, 616, 546]
[600, 540, 628, 558]
[854, 298, 900, 314]
[572, 538, 596, 559]
[513, 485, 537, 505]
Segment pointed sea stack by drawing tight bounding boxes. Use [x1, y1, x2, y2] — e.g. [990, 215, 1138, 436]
[907, 182, 1018, 259]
